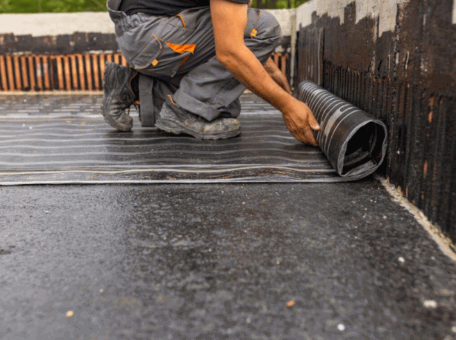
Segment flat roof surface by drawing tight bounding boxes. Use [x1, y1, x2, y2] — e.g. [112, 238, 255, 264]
[0, 94, 346, 184]
[1, 94, 456, 339]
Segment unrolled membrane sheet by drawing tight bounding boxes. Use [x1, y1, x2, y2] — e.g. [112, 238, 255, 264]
[0, 92, 385, 185]
[297, 81, 388, 180]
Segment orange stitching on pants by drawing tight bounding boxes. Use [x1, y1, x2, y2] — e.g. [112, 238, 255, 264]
[176, 14, 186, 28]
[168, 94, 177, 105]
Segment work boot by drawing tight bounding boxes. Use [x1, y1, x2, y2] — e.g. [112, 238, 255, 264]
[102, 62, 138, 131]
[155, 96, 241, 140]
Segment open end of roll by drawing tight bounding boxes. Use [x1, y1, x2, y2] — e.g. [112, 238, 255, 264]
[342, 122, 386, 175]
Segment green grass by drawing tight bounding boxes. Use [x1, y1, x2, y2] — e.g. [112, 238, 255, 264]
[0, 0, 310, 14]
[252, 0, 309, 9]
[0, 0, 106, 13]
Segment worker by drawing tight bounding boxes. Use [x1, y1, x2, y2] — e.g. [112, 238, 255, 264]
[102, 0, 320, 144]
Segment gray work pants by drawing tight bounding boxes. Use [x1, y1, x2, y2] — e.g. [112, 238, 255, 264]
[107, 0, 282, 122]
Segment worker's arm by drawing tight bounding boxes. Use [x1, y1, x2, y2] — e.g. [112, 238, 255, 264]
[264, 57, 291, 95]
[210, 0, 320, 145]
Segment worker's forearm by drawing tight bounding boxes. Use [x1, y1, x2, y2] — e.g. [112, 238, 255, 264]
[264, 57, 280, 76]
[218, 47, 296, 114]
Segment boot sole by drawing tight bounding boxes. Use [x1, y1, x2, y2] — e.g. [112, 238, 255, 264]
[155, 118, 241, 140]
[101, 96, 132, 132]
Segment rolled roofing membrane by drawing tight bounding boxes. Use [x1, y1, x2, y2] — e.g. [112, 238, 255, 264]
[297, 81, 388, 180]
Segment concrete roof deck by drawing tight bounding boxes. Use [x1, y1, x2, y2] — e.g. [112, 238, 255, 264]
[0, 93, 456, 339]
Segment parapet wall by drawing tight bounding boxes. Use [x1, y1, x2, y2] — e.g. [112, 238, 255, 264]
[0, 10, 293, 55]
[0, 10, 293, 92]
[296, 0, 456, 243]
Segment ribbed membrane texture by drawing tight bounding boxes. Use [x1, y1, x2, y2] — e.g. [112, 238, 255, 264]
[0, 93, 381, 184]
[297, 81, 388, 180]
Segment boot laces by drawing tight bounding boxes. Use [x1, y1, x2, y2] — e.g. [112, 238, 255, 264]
[126, 103, 139, 116]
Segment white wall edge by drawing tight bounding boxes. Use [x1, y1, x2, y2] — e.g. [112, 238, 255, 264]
[0, 9, 296, 37]
[453, 0, 456, 24]
[0, 12, 115, 36]
[295, 0, 411, 37]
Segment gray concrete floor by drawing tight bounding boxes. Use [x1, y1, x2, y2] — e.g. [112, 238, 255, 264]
[1, 180, 456, 340]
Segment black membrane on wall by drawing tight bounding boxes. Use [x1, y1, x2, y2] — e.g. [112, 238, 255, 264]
[297, 81, 388, 180]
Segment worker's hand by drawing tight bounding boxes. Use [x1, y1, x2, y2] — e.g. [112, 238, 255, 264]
[281, 99, 321, 146]
[248, 0, 253, 7]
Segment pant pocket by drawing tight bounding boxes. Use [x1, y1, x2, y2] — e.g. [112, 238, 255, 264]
[127, 11, 200, 76]
[128, 36, 163, 70]
[151, 40, 197, 77]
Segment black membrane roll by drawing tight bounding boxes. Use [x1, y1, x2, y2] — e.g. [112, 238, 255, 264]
[297, 81, 388, 180]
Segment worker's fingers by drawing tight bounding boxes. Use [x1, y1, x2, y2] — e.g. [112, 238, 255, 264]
[291, 124, 317, 146]
[303, 126, 318, 146]
[308, 113, 321, 131]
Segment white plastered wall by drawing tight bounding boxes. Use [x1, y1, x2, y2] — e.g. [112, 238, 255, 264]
[0, 10, 295, 37]
[453, 0, 456, 24]
[0, 12, 116, 36]
[296, 0, 410, 37]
